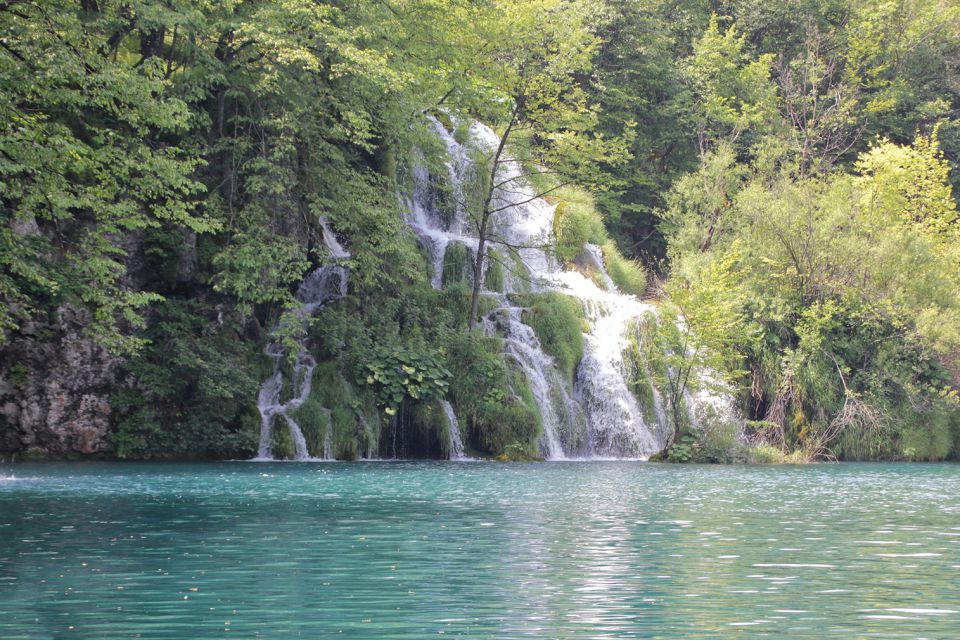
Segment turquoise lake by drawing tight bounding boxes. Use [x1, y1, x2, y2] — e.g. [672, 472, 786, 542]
[1, 462, 958, 638]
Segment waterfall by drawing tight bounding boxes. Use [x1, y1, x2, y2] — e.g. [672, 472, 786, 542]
[402, 116, 738, 459]
[319, 216, 350, 260]
[402, 117, 673, 459]
[554, 268, 670, 456]
[322, 408, 334, 460]
[254, 225, 350, 460]
[497, 308, 572, 459]
[441, 400, 468, 460]
[358, 414, 377, 460]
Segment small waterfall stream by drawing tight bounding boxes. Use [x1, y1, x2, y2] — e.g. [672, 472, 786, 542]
[441, 400, 467, 460]
[496, 307, 573, 459]
[254, 226, 350, 460]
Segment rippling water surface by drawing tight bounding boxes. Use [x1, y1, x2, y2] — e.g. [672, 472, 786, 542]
[1, 462, 958, 638]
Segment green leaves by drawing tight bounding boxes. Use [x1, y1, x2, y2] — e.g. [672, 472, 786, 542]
[360, 345, 452, 414]
[686, 15, 778, 151]
[0, 0, 209, 351]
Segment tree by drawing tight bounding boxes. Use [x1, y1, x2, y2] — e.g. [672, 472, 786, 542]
[589, 0, 707, 261]
[684, 15, 778, 155]
[459, 0, 626, 329]
[659, 244, 749, 443]
[774, 26, 864, 176]
[0, 0, 214, 351]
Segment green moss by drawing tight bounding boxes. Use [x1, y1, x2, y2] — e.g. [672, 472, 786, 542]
[374, 145, 396, 180]
[512, 292, 584, 385]
[300, 361, 381, 460]
[484, 248, 505, 292]
[288, 397, 330, 458]
[507, 250, 532, 293]
[550, 186, 606, 264]
[432, 109, 454, 133]
[446, 331, 540, 456]
[428, 170, 457, 229]
[602, 240, 647, 296]
[439, 284, 501, 329]
[331, 407, 360, 460]
[441, 242, 470, 287]
[270, 421, 294, 459]
[237, 404, 262, 449]
[409, 399, 448, 457]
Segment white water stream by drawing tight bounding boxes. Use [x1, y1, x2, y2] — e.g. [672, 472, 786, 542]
[441, 400, 467, 460]
[255, 234, 350, 460]
[255, 116, 736, 461]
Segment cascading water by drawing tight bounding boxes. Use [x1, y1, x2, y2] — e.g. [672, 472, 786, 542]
[406, 120, 735, 459]
[319, 216, 350, 260]
[492, 306, 576, 459]
[403, 117, 738, 459]
[254, 228, 350, 461]
[556, 268, 669, 457]
[441, 400, 467, 460]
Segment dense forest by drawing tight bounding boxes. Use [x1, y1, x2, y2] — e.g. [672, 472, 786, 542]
[0, 0, 958, 462]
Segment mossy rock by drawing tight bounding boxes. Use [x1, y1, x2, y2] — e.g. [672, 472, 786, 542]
[446, 332, 541, 457]
[484, 248, 505, 293]
[288, 397, 330, 458]
[291, 361, 382, 459]
[512, 292, 584, 385]
[442, 242, 472, 287]
[602, 240, 647, 296]
[549, 186, 606, 264]
[270, 421, 294, 460]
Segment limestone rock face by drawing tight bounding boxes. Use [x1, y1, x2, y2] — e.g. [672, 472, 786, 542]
[0, 306, 121, 458]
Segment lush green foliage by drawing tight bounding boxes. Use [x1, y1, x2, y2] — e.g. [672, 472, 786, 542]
[361, 346, 451, 416]
[551, 187, 607, 263]
[2, 0, 958, 462]
[112, 299, 263, 459]
[446, 331, 541, 457]
[548, 186, 648, 296]
[664, 131, 960, 461]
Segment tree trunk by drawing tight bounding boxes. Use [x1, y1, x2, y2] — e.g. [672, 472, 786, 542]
[466, 107, 517, 330]
[467, 230, 487, 330]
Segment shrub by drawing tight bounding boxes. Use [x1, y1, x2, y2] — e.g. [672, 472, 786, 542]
[694, 415, 748, 463]
[749, 443, 787, 464]
[111, 299, 263, 460]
